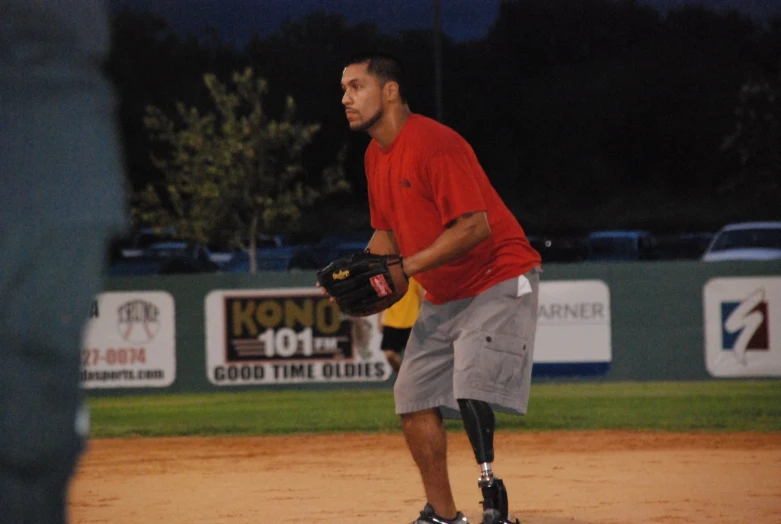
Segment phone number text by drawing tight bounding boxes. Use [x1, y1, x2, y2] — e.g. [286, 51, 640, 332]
[82, 347, 147, 367]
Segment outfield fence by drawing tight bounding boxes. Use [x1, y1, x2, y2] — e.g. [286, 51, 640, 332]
[83, 260, 781, 395]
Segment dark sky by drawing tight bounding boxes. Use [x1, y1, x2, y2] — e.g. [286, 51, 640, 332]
[109, 0, 780, 44]
[109, 0, 501, 44]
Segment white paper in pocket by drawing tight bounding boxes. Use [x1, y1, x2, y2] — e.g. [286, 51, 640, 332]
[517, 274, 532, 297]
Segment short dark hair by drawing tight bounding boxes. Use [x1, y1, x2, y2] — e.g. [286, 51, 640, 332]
[345, 52, 408, 104]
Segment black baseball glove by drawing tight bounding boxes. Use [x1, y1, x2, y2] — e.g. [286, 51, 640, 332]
[317, 252, 407, 316]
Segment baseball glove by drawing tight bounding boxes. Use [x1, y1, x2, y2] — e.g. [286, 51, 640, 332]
[317, 252, 407, 317]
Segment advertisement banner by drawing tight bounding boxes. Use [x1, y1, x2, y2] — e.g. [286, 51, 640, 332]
[205, 288, 391, 385]
[703, 277, 781, 377]
[81, 291, 176, 388]
[534, 280, 612, 374]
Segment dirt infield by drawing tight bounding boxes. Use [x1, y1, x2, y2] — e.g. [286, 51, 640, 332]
[69, 431, 781, 523]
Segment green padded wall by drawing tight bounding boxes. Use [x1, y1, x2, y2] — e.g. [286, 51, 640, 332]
[91, 260, 781, 395]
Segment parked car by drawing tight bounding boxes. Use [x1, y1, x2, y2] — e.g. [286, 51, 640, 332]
[107, 240, 220, 275]
[107, 255, 215, 276]
[528, 235, 589, 264]
[146, 241, 219, 270]
[654, 232, 715, 261]
[119, 227, 177, 258]
[585, 230, 657, 262]
[222, 246, 321, 273]
[701, 222, 781, 261]
[303, 231, 374, 267]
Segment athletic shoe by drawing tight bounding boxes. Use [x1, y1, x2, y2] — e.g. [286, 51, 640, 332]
[411, 503, 470, 524]
[481, 509, 520, 524]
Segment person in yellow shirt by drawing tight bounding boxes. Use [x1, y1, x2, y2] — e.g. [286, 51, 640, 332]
[377, 277, 424, 373]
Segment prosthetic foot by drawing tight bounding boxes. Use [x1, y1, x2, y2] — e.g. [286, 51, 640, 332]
[478, 475, 519, 524]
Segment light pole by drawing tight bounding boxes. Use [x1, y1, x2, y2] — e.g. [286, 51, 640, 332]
[433, 0, 444, 122]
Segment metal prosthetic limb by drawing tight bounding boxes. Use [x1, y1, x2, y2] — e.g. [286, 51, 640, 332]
[457, 399, 510, 519]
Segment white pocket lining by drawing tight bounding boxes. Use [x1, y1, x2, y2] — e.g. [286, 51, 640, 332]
[517, 274, 532, 297]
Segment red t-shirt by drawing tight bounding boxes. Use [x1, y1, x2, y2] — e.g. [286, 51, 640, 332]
[365, 114, 541, 304]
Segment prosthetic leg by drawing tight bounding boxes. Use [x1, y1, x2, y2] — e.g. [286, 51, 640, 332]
[458, 399, 519, 524]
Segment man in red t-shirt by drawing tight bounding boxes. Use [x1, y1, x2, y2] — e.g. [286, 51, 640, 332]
[340, 52, 542, 524]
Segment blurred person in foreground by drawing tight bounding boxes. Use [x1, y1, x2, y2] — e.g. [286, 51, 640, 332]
[377, 277, 424, 374]
[339, 52, 541, 524]
[0, 1, 127, 522]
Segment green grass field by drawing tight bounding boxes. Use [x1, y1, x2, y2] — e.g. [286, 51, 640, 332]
[85, 380, 781, 438]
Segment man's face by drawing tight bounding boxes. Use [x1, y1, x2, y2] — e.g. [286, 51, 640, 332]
[341, 62, 384, 132]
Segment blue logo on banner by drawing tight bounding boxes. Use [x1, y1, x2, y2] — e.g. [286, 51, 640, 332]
[720, 293, 769, 357]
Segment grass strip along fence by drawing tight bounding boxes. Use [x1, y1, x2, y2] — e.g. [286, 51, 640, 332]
[85, 381, 781, 438]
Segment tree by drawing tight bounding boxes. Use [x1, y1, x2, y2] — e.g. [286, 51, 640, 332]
[721, 78, 781, 196]
[137, 67, 349, 272]
[108, 9, 246, 193]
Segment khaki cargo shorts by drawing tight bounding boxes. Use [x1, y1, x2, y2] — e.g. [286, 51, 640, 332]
[394, 267, 541, 419]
